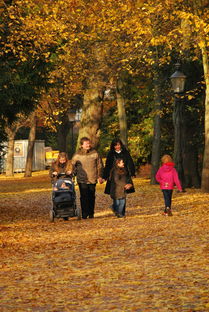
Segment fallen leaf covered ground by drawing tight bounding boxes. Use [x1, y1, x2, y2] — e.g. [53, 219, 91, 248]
[0, 171, 209, 312]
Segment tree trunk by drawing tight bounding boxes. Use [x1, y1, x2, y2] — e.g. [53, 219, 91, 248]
[5, 130, 15, 176]
[173, 94, 186, 189]
[150, 71, 161, 184]
[182, 102, 201, 188]
[57, 114, 71, 153]
[77, 78, 104, 149]
[77, 43, 107, 149]
[116, 79, 128, 147]
[24, 113, 37, 177]
[184, 146, 200, 188]
[201, 44, 209, 191]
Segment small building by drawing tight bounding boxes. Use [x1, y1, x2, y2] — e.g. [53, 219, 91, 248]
[1, 140, 46, 173]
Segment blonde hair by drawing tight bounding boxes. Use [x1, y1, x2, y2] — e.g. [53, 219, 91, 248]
[57, 152, 68, 162]
[161, 154, 173, 164]
[53, 152, 72, 171]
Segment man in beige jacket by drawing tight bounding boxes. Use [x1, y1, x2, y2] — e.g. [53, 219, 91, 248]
[72, 137, 103, 219]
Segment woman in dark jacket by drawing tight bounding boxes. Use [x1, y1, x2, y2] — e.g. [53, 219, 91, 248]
[103, 139, 136, 195]
[103, 139, 136, 202]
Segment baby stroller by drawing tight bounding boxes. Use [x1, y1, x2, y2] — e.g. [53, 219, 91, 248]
[50, 173, 81, 222]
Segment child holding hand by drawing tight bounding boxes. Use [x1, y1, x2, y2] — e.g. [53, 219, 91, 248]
[156, 154, 182, 216]
[105, 158, 135, 218]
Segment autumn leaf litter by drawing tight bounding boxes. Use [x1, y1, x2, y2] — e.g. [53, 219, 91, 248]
[0, 172, 209, 312]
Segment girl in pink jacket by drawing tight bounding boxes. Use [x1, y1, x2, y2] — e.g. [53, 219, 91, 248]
[156, 154, 182, 216]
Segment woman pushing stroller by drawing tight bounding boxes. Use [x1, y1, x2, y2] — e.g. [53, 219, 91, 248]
[49, 152, 80, 221]
[49, 152, 73, 185]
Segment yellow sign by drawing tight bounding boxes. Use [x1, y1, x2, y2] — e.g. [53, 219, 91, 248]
[45, 150, 59, 160]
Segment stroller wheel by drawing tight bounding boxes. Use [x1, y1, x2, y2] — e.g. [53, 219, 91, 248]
[49, 209, 54, 222]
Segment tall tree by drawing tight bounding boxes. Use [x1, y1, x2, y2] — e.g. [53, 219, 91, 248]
[150, 69, 162, 184]
[4, 0, 207, 187]
[24, 112, 37, 177]
[200, 30, 209, 190]
[76, 41, 108, 147]
[165, 0, 209, 190]
[116, 78, 128, 147]
[0, 2, 52, 125]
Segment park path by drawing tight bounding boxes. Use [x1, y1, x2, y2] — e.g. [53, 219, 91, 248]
[0, 173, 209, 312]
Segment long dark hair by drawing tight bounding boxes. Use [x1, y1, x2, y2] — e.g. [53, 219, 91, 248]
[110, 138, 126, 152]
[110, 158, 127, 179]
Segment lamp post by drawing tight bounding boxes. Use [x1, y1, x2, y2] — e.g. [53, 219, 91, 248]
[170, 63, 187, 189]
[68, 108, 81, 156]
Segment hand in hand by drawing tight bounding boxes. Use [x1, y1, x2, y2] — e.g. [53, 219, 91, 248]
[124, 183, 132, 190]
[98, 177, 104, 184]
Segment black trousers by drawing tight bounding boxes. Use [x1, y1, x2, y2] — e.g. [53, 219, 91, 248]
[162, 189, 173, 208]
[78, 183, 96, 218]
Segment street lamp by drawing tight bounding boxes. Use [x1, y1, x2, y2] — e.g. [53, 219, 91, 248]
[170, 63, 186, 93]
[170, 63, 187, 189]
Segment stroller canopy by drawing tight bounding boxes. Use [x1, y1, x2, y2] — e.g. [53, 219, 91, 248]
[55, 179, 73, 190]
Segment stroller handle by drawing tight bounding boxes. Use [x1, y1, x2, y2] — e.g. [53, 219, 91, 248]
[52, 172, 72, 179]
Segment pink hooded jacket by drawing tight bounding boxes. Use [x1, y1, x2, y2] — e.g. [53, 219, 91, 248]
[155, 162, 182, 191]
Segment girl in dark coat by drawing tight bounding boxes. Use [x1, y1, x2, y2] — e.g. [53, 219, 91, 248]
[107, 158, 134, 218]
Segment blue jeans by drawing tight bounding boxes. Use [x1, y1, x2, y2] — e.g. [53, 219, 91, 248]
[113, 198, 126, 216]
[162, 189, 173, 208]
